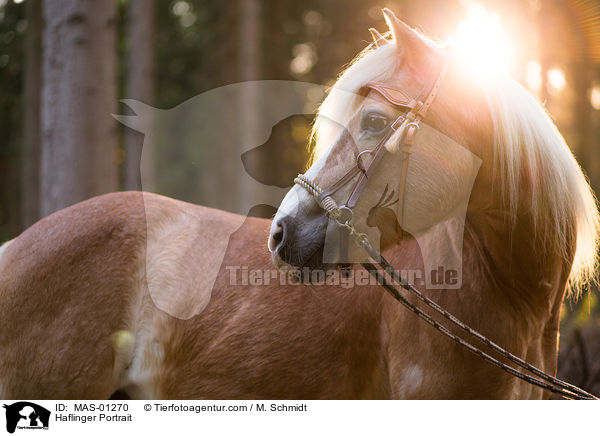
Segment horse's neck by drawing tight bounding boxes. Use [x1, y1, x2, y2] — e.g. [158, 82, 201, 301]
[463, 208, 572, 322]
[411, 216, 469, 290]
[380, 209, 571, 398]
[384, 207, 571, 323]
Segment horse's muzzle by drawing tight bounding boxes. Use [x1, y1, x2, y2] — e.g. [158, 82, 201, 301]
[269, 211, 329, 269]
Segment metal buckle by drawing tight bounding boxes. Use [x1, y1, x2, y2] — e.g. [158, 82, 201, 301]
[390, 115, 406, 131]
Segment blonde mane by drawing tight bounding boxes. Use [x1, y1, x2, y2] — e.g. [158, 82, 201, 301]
[310, 38, 600, 296]
[484, 79, 600, 294]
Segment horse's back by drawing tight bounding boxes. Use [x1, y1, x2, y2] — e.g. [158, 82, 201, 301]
[0, 193, 145, 397]
[0, 192, 226, 398]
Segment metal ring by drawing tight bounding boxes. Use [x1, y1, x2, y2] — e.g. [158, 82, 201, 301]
[335, 206, 353, 225]
[356, 150, 374, 173]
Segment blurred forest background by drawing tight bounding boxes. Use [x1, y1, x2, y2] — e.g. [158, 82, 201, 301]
[1, 0, 600, 396]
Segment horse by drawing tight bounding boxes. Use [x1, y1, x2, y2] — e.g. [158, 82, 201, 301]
[0, 9, 598, 399]
[269, 8, 600, 398]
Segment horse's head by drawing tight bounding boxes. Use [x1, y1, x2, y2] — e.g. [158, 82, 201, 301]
[269, 8, 599, 292]
[269, 9, 493, 271]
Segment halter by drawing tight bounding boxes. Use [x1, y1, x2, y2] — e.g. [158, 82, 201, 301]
[295, 60, 449, 237]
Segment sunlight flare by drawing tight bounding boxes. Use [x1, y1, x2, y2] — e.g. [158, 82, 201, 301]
[590, 85, 600, 110]
[547, 68, 566, 94]
[525, 61, 542, 92]
[449, 3, 514, 79]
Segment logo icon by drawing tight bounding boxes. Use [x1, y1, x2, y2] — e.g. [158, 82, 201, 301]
[2, 402, 50, 433]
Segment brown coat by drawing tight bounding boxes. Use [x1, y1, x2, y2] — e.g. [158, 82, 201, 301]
[0, 191, 568, 399]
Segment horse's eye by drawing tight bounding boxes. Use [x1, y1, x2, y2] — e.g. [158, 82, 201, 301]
[362, 113, 389, 134]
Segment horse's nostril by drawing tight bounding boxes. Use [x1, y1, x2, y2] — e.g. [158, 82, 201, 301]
[273, 223, 284, 245]
[269, 220, 287, 253]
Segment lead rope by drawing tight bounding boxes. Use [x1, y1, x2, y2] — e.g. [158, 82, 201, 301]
[294, 177, 598, 400]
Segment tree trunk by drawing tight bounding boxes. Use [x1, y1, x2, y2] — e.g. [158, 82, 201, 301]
[571, 60, 593, 177]
[21, 0, 42, 229]
[200, 1, 238, 210]
[40, 0, 118, 217]
[238, 0, 262, 214]
[124, 0, 154, 192]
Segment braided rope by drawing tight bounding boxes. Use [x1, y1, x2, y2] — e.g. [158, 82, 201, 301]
[319, 196, 340, 217]
[294, 174, 322, 197]
[295, 175, 340, 218]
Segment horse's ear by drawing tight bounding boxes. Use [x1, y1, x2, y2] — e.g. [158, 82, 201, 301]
[382, 8, 426, 65]
[369, 28, 388, 47]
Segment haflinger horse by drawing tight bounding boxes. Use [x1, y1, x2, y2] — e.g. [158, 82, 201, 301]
[1, 10, 599, 400]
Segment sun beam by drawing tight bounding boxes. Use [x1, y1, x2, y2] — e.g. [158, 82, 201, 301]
[449, 3, 514, 79]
